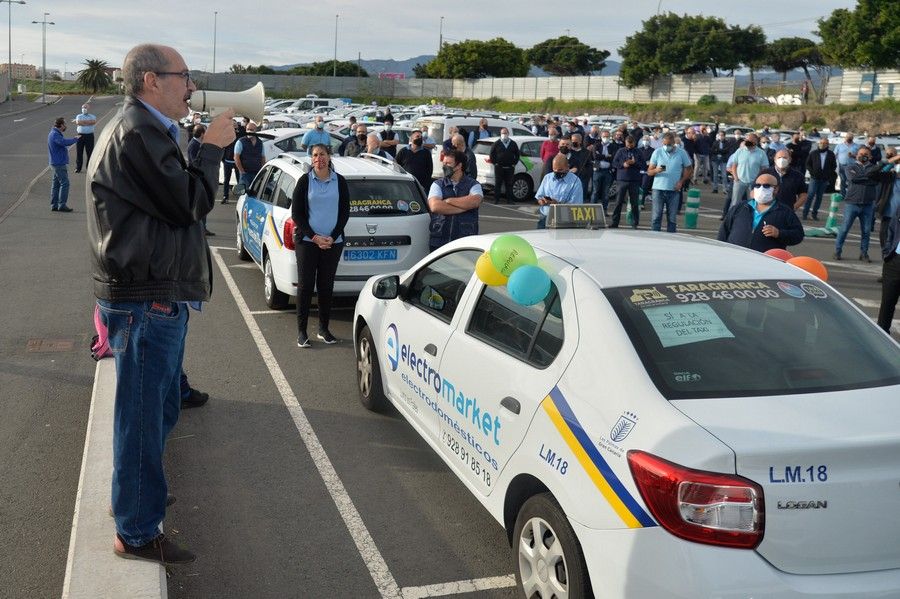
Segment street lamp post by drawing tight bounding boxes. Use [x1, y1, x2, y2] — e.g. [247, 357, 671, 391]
[31, 11, 53, 103]
[332, 14, 338, 78]
[2, 0, 26, 102]
[438, 16, 444, 55]
[212, 11, 217, 74]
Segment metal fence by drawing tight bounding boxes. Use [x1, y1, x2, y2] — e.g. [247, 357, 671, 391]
[832, 70, 900, 104]
[195, 72, 736, 104]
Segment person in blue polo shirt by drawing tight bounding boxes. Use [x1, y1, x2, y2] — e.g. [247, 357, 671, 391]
[300, 115, 331, 154]
[73, 103, 96, 173]
[47, 117, 79, 212]
[535, 153, 583, 229]
[647, 132, 693, 233]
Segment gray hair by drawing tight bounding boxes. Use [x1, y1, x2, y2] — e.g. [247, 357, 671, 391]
[122, 44, 169, 97]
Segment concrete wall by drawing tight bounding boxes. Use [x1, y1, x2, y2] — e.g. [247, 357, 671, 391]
[194, 72, 736, 104]
[835, 70, 900, 104]
[0, 76, 8, 103]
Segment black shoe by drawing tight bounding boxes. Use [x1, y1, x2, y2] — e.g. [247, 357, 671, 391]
[74, 169, 81, 173]
[58, 206, 73, 213]
[221, 198, 229, 204]
[833, 252, 842, 261]
[860, 253, 871, 263]
[297, 332, 310, 348]
[719, 215, 725, 221]
[317, 330, 337, 344]
[181, 388, 209, 408]
[109, 494, 175, 517]
[51, 206, 58, 212]
[811, 214, 819, 221]
[114, 532, 195, 565]
[204, 229, 216, 236]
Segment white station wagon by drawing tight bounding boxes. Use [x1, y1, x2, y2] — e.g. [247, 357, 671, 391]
[352, 223, 900, 598]
[235, 154, 431, 307]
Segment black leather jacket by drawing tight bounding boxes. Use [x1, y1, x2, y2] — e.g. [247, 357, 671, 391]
[87, 97, 223, 301]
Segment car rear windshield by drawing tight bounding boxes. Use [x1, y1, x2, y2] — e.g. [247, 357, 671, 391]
[473, 141, 493, 155]
[604, 279, 900, 399]
[347, 179, 427, 217]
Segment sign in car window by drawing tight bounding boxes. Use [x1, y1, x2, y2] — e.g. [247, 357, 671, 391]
[605, 280, 900, 399]
[348, 180, 426, 216]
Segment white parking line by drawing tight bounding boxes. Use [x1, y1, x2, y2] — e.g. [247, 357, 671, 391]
[853, 297, 881, 309]
[400, 575, 516, 598]
[211, 247, 403, 599]
[248, 309, 285, 315]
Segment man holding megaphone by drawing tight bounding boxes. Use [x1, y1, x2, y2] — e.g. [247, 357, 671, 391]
[87, 43, 236, 567]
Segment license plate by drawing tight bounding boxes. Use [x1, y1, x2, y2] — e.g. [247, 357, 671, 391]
[343, 249, 398, 261]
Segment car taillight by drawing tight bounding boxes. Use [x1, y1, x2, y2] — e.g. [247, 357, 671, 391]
[283, 218, 295, 250]
[627, 450, 764, 549]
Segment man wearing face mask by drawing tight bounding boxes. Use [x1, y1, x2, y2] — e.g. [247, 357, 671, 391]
[376, 115, 400, 157]
[396, 130, 433, 191]
[427, 150, 483, 251]
[73, 103, 97, 173]
[762, 149, 807, 210]
[803, 138, 837, 220]
[344, 125, 368, 157]
[611, 135, 647, 228]
[488, 127, 520, 204]
[300, 115, 331, 155]
[786, 132, 812, 172]
[727, 133, 769, 214]
[834, 146, 882, 261]
[638, 135, 655, 205]
[234, 121, 263, 185]
[835, 132, 859, 197]
[647, 132, 693, 233]
[534, 154, 583, 229]
[769, 133, 785, 153]
[864, 136, 882, 164]
[590, 130, 618, 209]
[760, 137, 776, 166]
[567, 133, 591, 203]
[718, 173, 804, 252]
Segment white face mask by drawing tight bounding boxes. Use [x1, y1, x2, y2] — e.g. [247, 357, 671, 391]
[500, 134, 509, 142]
[895, 164, 900, 174]
[755, 186, 775, 204]
[775, 157, 789, 169]
[761, 143, 769, 149]
[81, 108, 88, 114]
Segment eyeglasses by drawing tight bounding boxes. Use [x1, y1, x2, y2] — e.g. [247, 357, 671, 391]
[752, 183, 774, 189]
[155, 71, 192, 84]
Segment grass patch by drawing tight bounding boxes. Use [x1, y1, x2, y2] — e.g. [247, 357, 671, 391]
[14, 78, 119, 95]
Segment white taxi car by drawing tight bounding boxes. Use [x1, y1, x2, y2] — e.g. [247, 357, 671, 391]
[352, 223, 900, 598]
[235, 154, 431, 307]
[473, 135, 547, 202]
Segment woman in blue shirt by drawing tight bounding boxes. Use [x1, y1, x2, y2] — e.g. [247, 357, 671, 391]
[291, 144, 350, 347]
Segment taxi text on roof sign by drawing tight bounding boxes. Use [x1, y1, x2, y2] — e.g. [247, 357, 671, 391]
[547, 204, 607, 230]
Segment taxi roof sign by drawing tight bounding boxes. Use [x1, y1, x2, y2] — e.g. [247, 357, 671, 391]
[546, 203, 607, 230]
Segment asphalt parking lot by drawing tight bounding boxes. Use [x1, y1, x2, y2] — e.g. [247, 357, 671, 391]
[0, 97, 893, 599]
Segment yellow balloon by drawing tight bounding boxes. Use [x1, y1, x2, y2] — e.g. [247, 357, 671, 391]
[476, 252, 509, 286]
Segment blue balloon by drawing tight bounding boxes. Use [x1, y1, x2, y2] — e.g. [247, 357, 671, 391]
[507, 265, 552, 306]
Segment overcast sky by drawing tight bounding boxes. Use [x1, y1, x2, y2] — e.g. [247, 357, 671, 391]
[6, 0, 856, 73]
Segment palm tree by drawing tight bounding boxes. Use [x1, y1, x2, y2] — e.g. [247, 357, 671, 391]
[77, 59, 113, 93]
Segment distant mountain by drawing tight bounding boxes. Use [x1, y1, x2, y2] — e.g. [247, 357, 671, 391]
[274, 57, 622, 78]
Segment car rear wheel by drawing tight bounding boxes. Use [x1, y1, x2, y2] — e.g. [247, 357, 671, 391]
[512, 173, 534, 202]
[236, 218, 251, 261]
[356, 325, 387, 412]
[514, 493, 593, 599]
[263, 255, 289, 310]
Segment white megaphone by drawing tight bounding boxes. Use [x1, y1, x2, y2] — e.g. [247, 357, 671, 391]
[190, 82, 265, 123]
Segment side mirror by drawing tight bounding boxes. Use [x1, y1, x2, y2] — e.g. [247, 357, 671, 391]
[232, 183, 247, 197]
[372, 275, 400, 300]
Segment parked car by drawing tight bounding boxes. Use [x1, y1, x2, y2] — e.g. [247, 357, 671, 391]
[472, 135, 547, 202]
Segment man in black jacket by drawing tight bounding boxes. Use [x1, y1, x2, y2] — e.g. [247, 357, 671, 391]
[834, 146, 881, 261]
[803, 138, 837, 220]
[87, 44, 235, 566]
[396, 129, 433, 190]
[718, 173, 804, 252]
[878, 201, 900, 333]
[488, 127, 520, 203]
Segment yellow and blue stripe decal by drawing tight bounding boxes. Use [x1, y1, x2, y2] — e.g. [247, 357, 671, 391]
[542, 386, 656, 528]
[267, 214, 283, 249]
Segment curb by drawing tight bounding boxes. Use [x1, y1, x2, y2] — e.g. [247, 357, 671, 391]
[0, 95, 63, 118]
[61, 359, 166, 599]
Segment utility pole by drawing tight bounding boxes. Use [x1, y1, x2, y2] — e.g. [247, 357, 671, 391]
[2, 0, 26, 102]
[332, 14, 338, 78]
[31, 11, 53, 103]
[212, 11, 217, 74]
[438, 16, 444, 55]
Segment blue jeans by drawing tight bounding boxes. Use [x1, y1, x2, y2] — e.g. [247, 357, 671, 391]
[838, 165, 849, 197]
[723, 180, 751, 216]
[804, 179, 827, 219]
[710, 160, 728, 192]
[98, 300, 188, 546]
[591, 169, 613, 208]
[50, 165, 70, 208]
[651, 189, 679, 232]
[835, 202, 874, 256]
[239, 171, 257, 186]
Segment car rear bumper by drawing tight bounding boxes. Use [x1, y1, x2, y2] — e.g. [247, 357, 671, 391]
[573, 523, 900, 598]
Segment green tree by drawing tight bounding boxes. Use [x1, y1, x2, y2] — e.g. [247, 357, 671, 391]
[418, 38, 529, 79]
[527, 36, 609, 76]
[288, 61, 369, 77]
[619, 14, 766, 87]
[817, 0, 900, 70]
[76, 59, 113, 93]
[767, 37, 818, 81]
[229, 64, 275, 74]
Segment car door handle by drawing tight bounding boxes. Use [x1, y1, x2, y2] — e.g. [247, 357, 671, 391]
[500, 396, 520, 415]
[424, 343, 437, 356]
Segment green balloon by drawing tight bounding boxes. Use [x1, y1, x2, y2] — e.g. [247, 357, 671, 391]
[489, 234, 537, 277]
